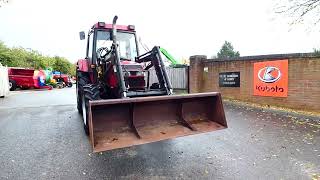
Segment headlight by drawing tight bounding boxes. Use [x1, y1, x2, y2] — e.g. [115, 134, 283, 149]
[125, 71, 144, 76]
[135, 71, 144, 76]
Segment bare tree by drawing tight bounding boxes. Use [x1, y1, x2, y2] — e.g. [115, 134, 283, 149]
[275, 0, 320, 27]
[0, 0, 9, 7]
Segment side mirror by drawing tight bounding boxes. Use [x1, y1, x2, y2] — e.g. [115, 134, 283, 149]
[79, 31, 85, 40]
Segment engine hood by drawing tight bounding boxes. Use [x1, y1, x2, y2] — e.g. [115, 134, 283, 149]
[120, 61, 143, 71]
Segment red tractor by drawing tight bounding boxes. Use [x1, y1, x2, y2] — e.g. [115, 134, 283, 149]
[52, 73, 73, 88]
[76, 16, 227, 152]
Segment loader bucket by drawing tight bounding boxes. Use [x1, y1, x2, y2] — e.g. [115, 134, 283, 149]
[88, 92, 227, 152]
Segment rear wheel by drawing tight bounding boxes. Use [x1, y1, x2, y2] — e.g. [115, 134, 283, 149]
[21, 86, 30, 90]
[82, 84, 100, 135]
[76, 71, 90, 114]
[9, 80, 17, 91]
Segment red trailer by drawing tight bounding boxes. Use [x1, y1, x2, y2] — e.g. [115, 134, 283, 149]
[8, 67, 35, 91]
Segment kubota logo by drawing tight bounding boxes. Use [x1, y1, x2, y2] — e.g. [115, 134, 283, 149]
[257, 66, 281, 83]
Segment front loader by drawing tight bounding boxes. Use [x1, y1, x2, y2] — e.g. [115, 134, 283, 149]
[76, 16, 227, 152]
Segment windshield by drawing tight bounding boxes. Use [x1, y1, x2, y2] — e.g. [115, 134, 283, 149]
[96, 30, 138, 61]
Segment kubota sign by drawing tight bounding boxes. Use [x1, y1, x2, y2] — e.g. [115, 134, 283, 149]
[253, 60, 288, 97]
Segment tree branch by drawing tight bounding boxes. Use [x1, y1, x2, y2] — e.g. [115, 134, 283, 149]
[275, 0, 320, 29]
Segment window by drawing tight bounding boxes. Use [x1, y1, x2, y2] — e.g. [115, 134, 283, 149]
[96, 30, 138, 61]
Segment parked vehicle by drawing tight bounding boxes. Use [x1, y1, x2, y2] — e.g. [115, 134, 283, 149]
[8, 67, 35, 91]
[52, 72, 73, 88]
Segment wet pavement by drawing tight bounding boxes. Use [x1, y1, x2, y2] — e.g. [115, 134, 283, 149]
[0, 88, 319, 180]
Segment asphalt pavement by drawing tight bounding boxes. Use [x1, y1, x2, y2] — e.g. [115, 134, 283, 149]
[0, 87, 319, 180]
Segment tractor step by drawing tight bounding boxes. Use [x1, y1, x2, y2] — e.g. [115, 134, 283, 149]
[126, 90, 167, 97]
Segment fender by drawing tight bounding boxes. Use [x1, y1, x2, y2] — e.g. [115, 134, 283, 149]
[77, 59, 94, 83]
[77, 59, 89, 72]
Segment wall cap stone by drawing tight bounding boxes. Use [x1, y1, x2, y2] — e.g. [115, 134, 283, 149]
[190, 55, 207, 60]
[204, 52, 320, 63]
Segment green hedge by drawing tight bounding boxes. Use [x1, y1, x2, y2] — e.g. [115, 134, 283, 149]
[0, 41, 75, 76]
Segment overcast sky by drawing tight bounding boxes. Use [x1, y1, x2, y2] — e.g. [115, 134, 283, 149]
[0, 0, 319, 63]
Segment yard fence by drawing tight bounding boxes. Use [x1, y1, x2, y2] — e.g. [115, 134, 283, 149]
[148, 66, 189, 90]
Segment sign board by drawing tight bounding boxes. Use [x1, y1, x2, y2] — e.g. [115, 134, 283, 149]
[219, 72, 240, 87]
[253, 59, 288, 97]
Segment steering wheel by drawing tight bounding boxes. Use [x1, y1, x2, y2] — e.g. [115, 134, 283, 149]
[96, 47, 111, 60]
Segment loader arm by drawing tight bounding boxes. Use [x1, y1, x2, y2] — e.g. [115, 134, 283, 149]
[136, 46, 173, 95]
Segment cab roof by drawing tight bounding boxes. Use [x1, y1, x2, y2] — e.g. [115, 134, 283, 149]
[92, 22, 135, 32]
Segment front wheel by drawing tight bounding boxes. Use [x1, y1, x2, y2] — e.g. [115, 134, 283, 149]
[76, 71, 90, 115]
[67, 82, 73, 87]
[82, 84, 100, 135]
[81, 93, 89, 135]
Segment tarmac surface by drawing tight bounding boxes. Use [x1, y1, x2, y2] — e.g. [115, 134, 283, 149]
[0, 87, 319, 180]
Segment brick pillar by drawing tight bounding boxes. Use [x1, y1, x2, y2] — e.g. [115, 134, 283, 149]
[189, 55, 206, 93]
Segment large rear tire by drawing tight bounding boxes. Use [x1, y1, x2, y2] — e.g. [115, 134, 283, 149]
[82, 84, 100, 135]
[76, 71, 90, 115]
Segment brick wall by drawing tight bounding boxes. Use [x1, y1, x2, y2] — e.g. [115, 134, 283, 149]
[189, 54, 320, 112]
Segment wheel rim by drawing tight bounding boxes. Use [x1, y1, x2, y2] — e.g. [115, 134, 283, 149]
[9, 82, 12, 89]
[82, 94, 87, 125]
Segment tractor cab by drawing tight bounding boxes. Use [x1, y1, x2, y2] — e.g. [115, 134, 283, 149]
[80, 22, 146, 92]
[78, 17, 175, 99]
[80, 22, 139, 62]
[94, 25, 138, 61]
